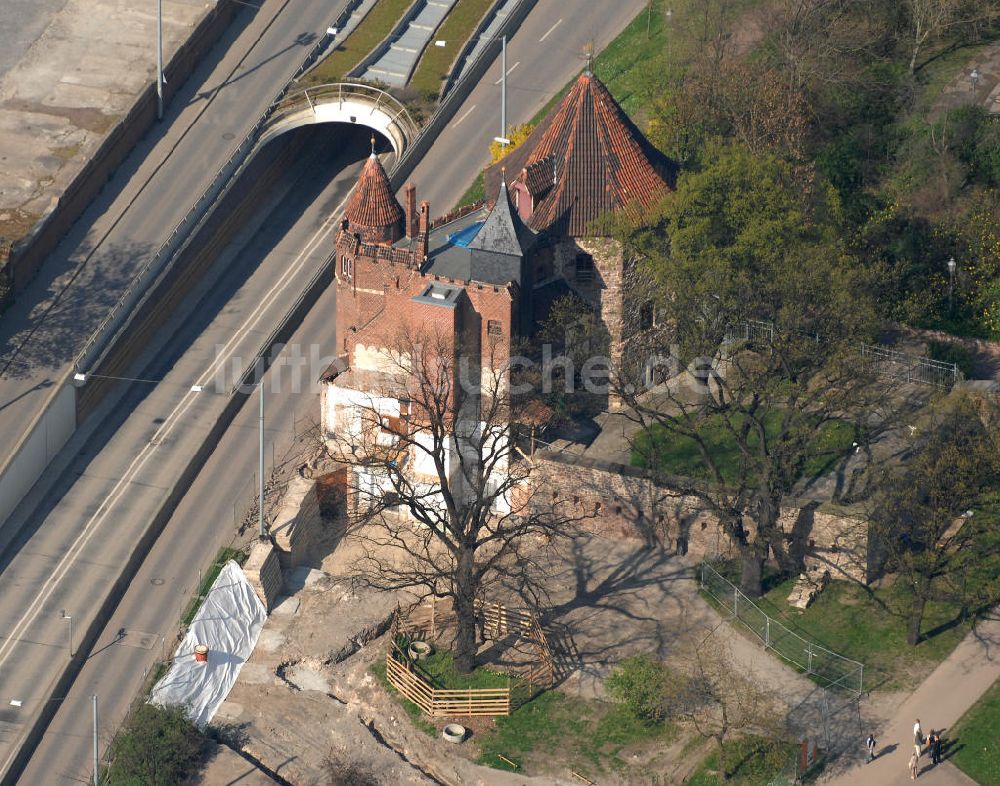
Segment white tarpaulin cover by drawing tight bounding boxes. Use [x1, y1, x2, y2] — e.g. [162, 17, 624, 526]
[150, 560, 266, 727]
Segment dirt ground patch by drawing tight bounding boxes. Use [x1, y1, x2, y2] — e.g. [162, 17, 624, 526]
[204, 530, 849, 785]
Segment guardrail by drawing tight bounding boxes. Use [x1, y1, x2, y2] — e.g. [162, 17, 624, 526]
[859, 341, 964, 389]
[700, 561, 864, 694]
[265, 82, 420, 144]
[724, 320, 964, 390]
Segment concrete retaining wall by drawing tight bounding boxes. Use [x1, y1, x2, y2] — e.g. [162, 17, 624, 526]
[0, 382, 76, 528]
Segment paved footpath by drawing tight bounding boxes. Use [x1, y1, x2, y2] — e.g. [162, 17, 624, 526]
[823, 611, 1000, 786]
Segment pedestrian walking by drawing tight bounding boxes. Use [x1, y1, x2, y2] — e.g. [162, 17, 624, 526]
[913, 719, 923, 756]
[866, 733, 877, 762]
[931, 732, 942, 765]
[909, 751, 919, 780]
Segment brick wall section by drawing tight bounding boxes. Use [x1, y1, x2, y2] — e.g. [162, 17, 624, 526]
[334, 231, 517, 376]
[528, 452, 869, 582]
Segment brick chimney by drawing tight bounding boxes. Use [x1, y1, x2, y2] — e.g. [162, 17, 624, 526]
[418, 200, 430, 261]
[404, 182, 418, 239]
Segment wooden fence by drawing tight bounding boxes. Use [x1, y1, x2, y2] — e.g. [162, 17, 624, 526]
[385, 649, 512, 717]
[386, 597, 555, 717]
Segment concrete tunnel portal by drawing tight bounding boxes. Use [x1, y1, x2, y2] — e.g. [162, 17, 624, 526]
[258, 83, 420, 157]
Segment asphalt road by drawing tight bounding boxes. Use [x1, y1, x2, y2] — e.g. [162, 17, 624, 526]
[406, 0, 647, 213]
[0, 0, 347, 519]
[8, 1, 649, 782]
[5, 126, 376, 784]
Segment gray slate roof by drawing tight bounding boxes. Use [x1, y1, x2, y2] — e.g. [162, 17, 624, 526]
[468, 179, 535, 257]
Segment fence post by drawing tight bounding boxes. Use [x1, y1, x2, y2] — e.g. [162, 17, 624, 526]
[807, 647, 813, 674]
[822, 693, 831, 749]
[733, 586, 739, 618]
[700, 562, 705, 589]
[858, 664, 864, 694]
[765, 617, 770, 648]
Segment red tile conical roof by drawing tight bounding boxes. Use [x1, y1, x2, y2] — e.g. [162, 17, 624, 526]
[484, 72, 675, 237]
[344, 153, 405, 244]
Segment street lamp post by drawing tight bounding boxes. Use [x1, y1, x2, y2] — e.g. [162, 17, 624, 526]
[500, 35, 507, 144]
[92, 695, 99, 786]
[258, 381, 266, 540]
[156, 0, 164, 120]
[947, 256, 957, 314]
[60, 611, 73, 657]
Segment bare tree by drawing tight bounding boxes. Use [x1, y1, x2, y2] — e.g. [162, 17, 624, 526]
[665, 626, 780, 781]
[903, 0, 1000, 74]
[321, 325, 580, 673]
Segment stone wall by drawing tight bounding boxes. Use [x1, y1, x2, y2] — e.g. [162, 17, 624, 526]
[529, 451, 869, 582]
[244, 540, 283, 612]
[271, 473, 323, 570]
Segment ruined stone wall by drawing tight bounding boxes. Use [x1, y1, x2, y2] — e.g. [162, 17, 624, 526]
[550, 237, 624, 365]
[244, 540, 284, 612]
[529, 452, 869, 582]
[272, 474, 323, 570]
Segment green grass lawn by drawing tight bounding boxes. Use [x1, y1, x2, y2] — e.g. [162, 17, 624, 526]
[631, 411, 856, 484]
[708, 562, 971, 692]
[476, 689, 673, 778]
[950, 676, 1000, 786]
[685, 736, 799, 786]
[181, 547, 247, 625]
[303, 0, 411, 86]
[417, 649, 510, 690]
[409, 0, 495, 97]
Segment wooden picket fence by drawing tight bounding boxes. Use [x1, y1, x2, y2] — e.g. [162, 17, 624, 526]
[385, 596, 555, 717]
[385, 648, 512, 717]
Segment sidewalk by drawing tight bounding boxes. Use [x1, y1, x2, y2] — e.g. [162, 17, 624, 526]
[823, 612, 1000, 786]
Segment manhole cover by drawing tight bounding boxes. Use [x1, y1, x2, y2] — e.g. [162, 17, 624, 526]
[150, 578, 164, 586]
[222, 132, 235, 140]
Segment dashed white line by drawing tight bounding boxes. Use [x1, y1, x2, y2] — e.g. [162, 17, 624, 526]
[539, 18, 563, 42]
[494, 61, 520, 85]
[451, 104, 476, 128]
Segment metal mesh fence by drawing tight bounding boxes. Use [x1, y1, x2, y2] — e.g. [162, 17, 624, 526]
[723, 321, 963, 390]
[858, 342, 963, 388]
[700, 562, 864, 695]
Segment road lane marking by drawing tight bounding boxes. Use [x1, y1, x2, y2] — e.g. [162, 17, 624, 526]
[0, 167, 363, 773]
[494, 61, 520, 84]
[539, 19, 562, 42]
[451, 104, 476, 128]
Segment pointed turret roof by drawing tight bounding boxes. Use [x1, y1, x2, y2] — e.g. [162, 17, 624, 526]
[484, 72, 675, 237]
[344, 150, 405, 244]
[468, 175, 535, 257]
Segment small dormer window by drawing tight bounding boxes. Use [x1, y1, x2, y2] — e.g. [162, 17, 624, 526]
[341, 256, 353, 278]
[488, 320, 503, 336]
